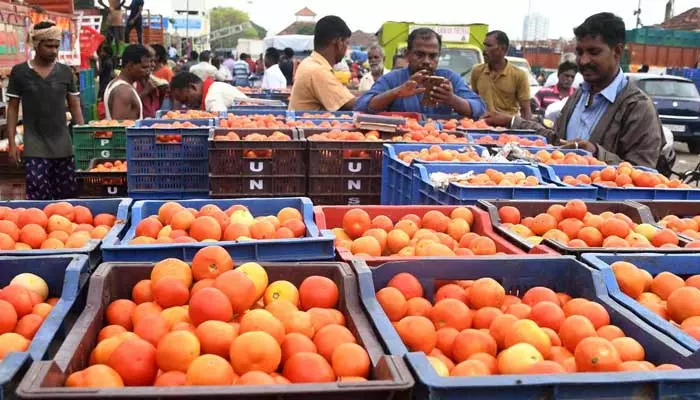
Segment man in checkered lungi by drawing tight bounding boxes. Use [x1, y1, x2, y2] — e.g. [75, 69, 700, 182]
[6, 21, 84, 200]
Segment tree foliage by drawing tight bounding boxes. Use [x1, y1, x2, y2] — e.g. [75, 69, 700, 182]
[296, 24, 316, 35]
[209, 7, 262, 50]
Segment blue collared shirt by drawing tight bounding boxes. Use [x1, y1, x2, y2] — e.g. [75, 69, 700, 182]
[566, 69, 628, 141]
[354, 67, 486, 118]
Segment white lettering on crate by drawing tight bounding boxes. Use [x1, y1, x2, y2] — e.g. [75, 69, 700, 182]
[250, 180, 263, 190]
[249, 161, 263, 172]
[100, 139, 110, 146]
[348, 180, 361, 191]
[100, 150, 111, 158]
[347, 197, 361, 205]
[347, 162, 363, 173]
[107, 186, 119, 195]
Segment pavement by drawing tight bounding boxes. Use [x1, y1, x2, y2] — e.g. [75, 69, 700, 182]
[673, 142, 700, 174]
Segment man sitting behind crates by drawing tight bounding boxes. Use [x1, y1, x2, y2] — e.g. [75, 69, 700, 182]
[169, 72, 249, 113]
[355, 28, 485, 118]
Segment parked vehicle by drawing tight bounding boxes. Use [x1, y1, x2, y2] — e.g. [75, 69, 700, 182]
[628, 73, 700, 154]
[379, 22, 487, 82]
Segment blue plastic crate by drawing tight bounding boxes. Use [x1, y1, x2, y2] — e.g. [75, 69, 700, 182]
[538, 164, 700, 200]
[79, 85, 96, 106]
[220, 110, 291, 120]
[464, 131, 549, 146]
[0, 199, 131, 269]
[356, 257, 700, 399]
[412, 163, 596, 205]
[230, 103, 288, 110]
[101, 197, 335, 263]
[0, 255, 90, 400]
[518, 147, 592, 157]
[583, 253, 700, 357]
[538, 164, 658, 183]
[126, 121, 211, 200]
[596, 182, 700, 201]
[381, 143, 489, 205]
[292, 110, 355, 121]
[293, 119, 356, 129]
[78, 69, 94, 90]
[135, 118, 215, 128]
[154, 110, 220, 119]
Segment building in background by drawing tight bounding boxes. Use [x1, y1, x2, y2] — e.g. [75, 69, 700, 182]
[522, 13, 550, 41]
[171, 0, 210, 39]
[278, 7, 317, 35]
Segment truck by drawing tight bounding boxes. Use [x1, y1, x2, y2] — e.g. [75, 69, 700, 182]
[237, 38, 264, 58]
[378, 22, 488, 82]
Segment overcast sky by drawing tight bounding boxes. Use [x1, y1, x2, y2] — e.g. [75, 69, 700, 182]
[143, 0, 697, 40]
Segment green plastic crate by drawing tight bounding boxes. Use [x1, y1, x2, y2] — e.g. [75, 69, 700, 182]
[72, 124, 127, 171]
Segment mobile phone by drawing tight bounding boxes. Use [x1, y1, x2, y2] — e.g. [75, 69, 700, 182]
[422, 76, 447, 106]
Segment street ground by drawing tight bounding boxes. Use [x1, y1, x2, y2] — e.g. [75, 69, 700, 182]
[673, 142, 700, 175]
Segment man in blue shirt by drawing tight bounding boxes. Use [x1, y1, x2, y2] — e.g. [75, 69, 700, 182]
[355, 28, 485, 118]
[484, 13, 663, 169]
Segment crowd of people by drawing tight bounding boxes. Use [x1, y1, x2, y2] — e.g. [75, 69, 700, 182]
[4, 11, 669, 200]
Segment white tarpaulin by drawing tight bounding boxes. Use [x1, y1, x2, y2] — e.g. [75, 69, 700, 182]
[264, 35, 314, 52]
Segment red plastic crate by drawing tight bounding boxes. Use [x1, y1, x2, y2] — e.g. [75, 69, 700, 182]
[314, 205, 556, 266]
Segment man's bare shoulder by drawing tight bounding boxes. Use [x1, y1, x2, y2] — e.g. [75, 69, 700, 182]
[111, 82, 136, 97]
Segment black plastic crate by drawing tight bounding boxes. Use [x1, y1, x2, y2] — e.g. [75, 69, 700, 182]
[208, 129, 307, 198]
[308, 193, 381, 206]
[298, 128, 387, 177]
[208, 129, 305, 175]
[76, 158, 127, 198]
[17, 261, 413, 399]
[210, 175, 307, 198]
[308, 176, 381, 196]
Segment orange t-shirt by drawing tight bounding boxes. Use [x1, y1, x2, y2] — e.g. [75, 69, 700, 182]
[153, 65, 173, 83]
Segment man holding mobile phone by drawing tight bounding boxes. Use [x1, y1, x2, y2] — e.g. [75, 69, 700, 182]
[355, 28, 485, 118]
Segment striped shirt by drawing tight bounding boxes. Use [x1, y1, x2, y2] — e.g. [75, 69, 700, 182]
[233, 60, 250, 78]
[566, 69, 628, 141]
[535, 85, 574, 110]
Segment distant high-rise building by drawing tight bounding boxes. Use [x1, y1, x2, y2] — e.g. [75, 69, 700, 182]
[522, 13, 550, 41]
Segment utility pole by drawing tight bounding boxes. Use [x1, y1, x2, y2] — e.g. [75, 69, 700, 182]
[665, 0, 675, 21]
[634, 0, 642, 28]
[186, 0, 190, 40]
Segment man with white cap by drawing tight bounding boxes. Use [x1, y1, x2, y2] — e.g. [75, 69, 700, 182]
[6, 21, 84, 200]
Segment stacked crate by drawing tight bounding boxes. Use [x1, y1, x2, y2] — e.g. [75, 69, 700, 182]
[78, 69, 97, 123]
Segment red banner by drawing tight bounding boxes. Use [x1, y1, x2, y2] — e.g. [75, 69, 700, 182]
[79, 25, 104, 69]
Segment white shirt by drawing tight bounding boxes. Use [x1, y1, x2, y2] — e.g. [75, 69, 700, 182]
[189, 61, 218, 81]
[545, 72, 584, 89]
[103, 79, 143, 120]
[544, 97, 568, 122]
[358, 68, 389, 91]
[334, 61, 349, 72]
[261, 64, 287, 90]
[204, 82, 249, 112]
[215, 65, 233, 82]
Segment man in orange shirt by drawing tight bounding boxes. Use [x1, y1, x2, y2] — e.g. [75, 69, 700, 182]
[288, 16, 356, 111]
